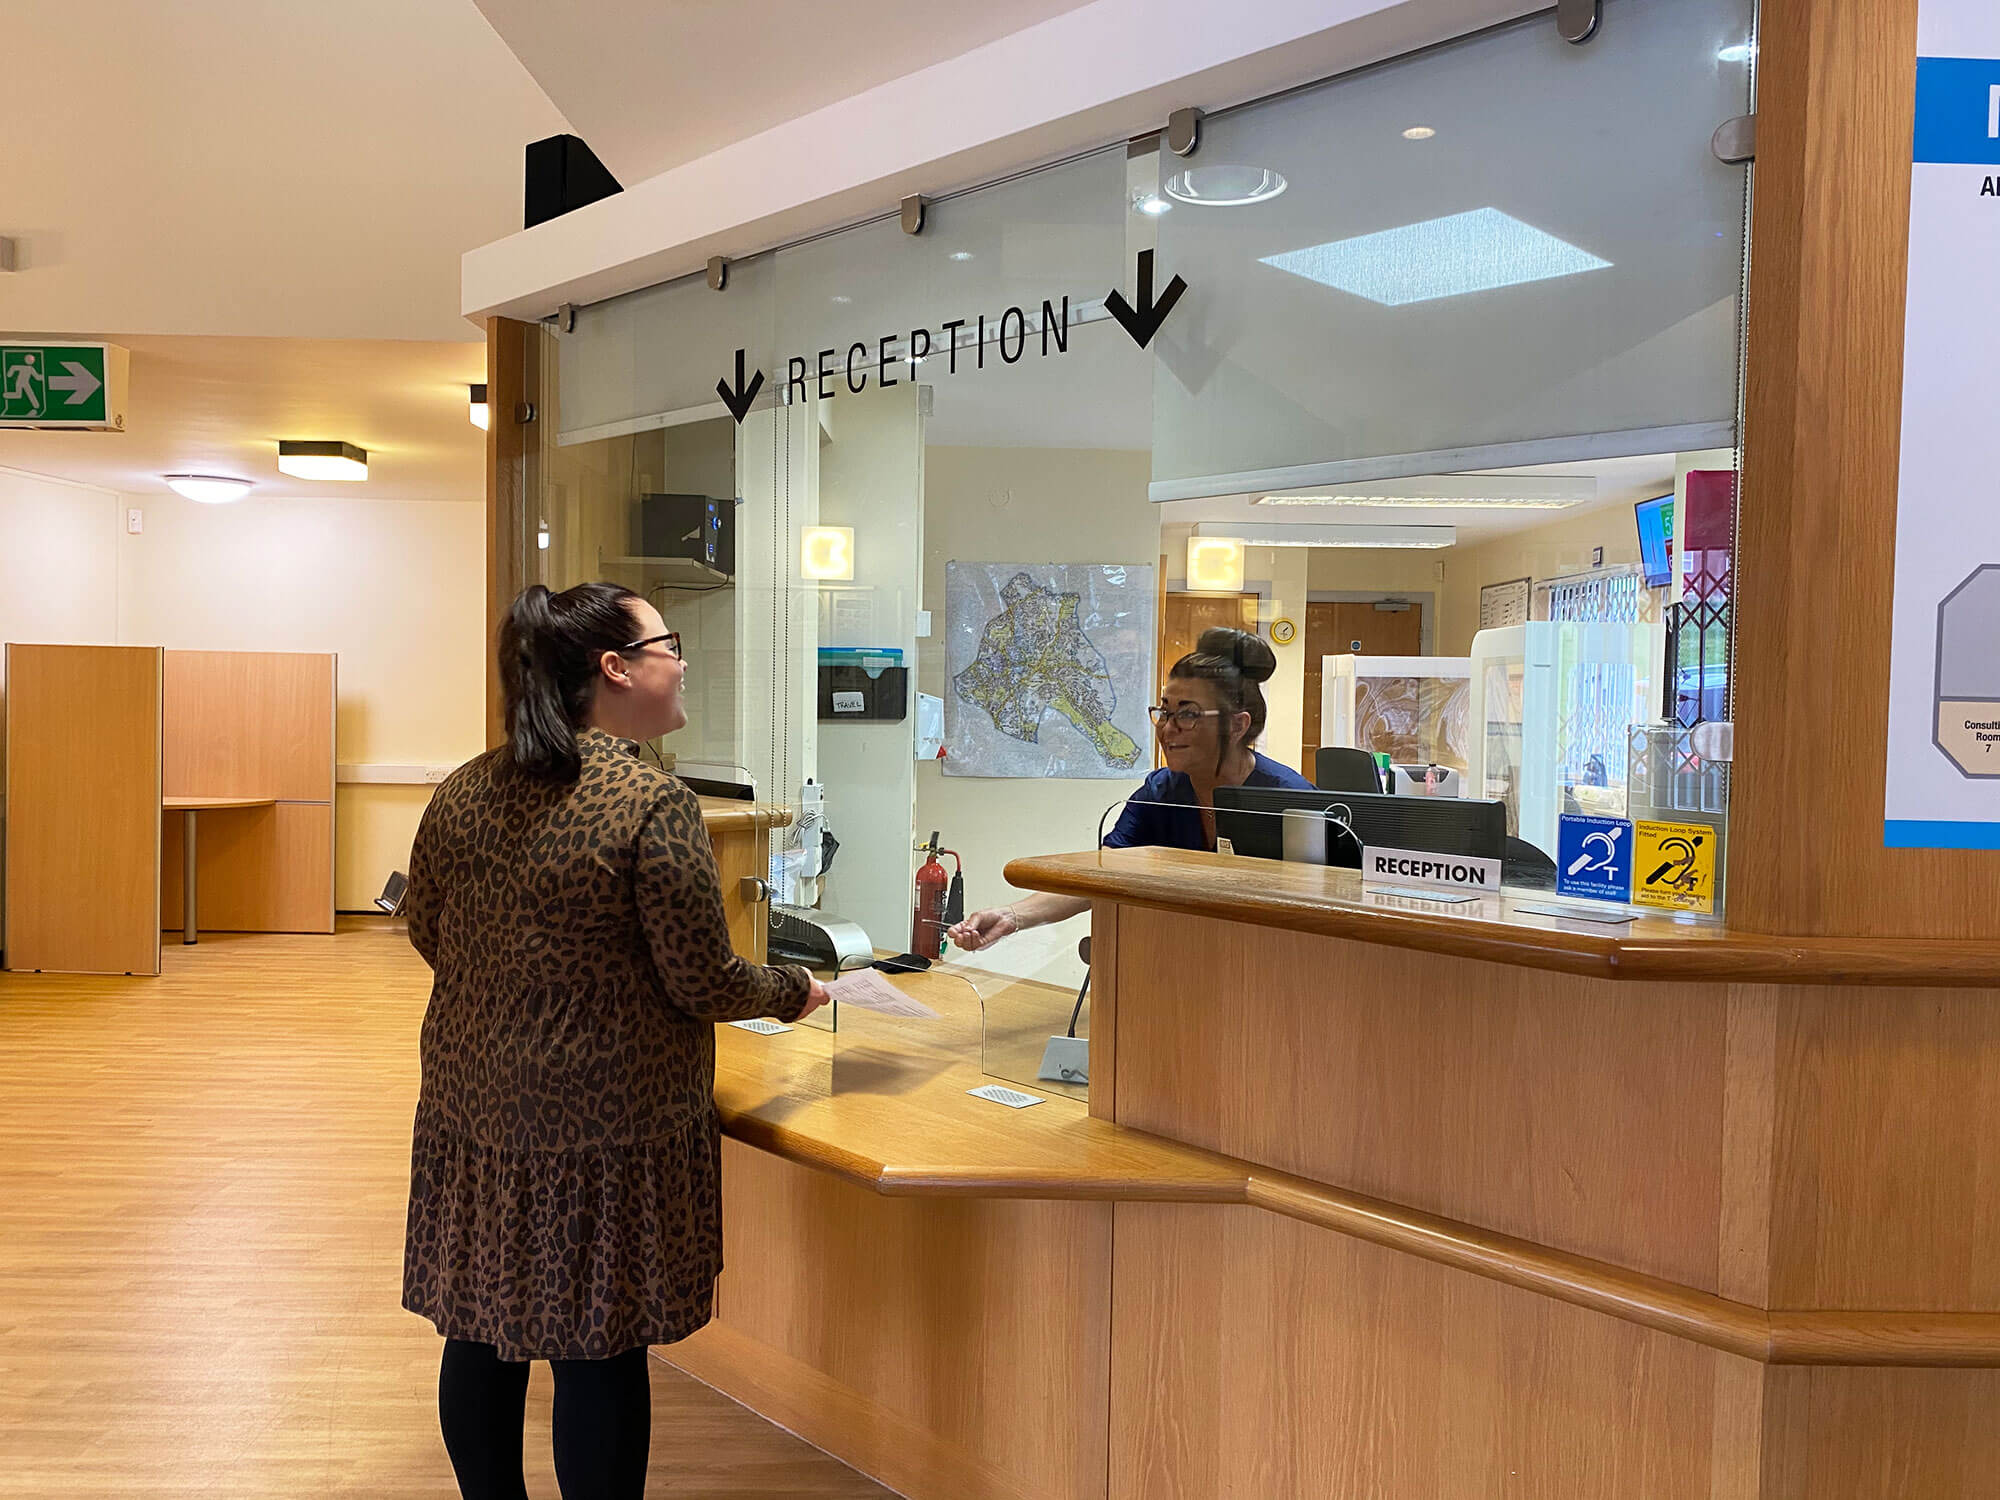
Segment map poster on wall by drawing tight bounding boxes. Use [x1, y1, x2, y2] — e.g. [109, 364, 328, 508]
[1479, 576, 1532, 630]
[1885, 3, 2000, 849]
[944, 562, 1155, 779]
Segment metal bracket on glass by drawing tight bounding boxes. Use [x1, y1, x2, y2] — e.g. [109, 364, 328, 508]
[513, 401, 537, 425]
[706, 255, 729, 292]
[1556, 0, 1600, 44]
[552, 302, 576, 334]
[1712, 114, 1757, 164]
[900, 194, 929, 236]
[1167, 106, 1203, 158]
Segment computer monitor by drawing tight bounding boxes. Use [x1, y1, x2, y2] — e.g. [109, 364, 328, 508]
[1212, 785, 1506, 868]
[1635, 494, 1675, 589]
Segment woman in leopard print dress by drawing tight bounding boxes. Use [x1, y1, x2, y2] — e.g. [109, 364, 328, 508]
[402, 581, 826, 1500]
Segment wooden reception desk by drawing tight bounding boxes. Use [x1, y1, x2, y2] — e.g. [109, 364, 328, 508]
[674, 845, 2000, 1500]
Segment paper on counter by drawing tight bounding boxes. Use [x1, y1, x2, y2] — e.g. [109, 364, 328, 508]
[826, 968, 942, 1020]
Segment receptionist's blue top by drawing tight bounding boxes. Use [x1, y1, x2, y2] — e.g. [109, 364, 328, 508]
[1103, 752, 1316, 852]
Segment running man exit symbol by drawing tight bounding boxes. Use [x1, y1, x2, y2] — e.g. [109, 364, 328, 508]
[0, 343, 124, 428]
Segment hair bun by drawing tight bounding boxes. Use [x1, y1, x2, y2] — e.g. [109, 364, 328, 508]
[1195, 626, 1277, 684]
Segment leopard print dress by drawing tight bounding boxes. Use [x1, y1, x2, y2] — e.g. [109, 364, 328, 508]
[400, 727, 811, 1361]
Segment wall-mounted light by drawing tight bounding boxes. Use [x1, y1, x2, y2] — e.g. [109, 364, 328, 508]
[277, 440, 368, 481]
[1401, 126, 1437, 141]
[469, 383, 489, 431]
[801, 525, 855, 581]
[1186, 535, 1245, 592]
[164, 475, 253, 504]
[537, 519, 550, 551]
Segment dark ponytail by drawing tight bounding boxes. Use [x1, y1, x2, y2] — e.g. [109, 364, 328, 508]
[1169, 625, 1278, 768]
[498, 581, 645, 783]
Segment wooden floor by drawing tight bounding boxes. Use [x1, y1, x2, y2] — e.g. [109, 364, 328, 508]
[0, 919, 894, 1499]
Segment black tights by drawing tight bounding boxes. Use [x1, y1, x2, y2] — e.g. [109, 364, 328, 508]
[438, 1338, 652, 1500]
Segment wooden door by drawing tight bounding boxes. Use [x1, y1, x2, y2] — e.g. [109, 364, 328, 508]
[1158, 592, 1260, 767]
[1301, 601, 1425, 771]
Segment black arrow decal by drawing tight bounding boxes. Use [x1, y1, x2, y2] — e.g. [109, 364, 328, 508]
[1104, 249, 1188, 350]
[716, 348, 765, 424]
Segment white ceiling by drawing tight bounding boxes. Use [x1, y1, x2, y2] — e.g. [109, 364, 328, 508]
[0, 336, 487, 503]
[1155, 456, 1681, 546]
[3, 0, 568, 343]
[471, 0, 1100, 188]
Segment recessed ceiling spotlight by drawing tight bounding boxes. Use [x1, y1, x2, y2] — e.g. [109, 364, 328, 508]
[163, 475, 253, 504]
[1163, 165, 1288, 207]
[831, 294, 852, 304]
[1402, 126, 1437, 141]
[948, 250, 976, 262]
[1132, 191, 1172, 216]
[277, 439, 368, 481]
[1716, 41, 1756, 62]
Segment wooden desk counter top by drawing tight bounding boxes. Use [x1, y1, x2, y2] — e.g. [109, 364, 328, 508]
[1005, 846, 2000, 987]
[696, 797, 790, 834]
[712, 966, 1241, 1201]
[709, 964, 2000, 1366]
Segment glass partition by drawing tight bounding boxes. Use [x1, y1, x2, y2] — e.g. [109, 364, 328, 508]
[528, 0, 1757, 1107]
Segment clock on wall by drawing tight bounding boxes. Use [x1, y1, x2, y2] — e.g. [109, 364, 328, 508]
[1269, 617, 1298, 646]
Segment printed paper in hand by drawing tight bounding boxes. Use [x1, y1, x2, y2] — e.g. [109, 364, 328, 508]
[826, 969, 941, 1020]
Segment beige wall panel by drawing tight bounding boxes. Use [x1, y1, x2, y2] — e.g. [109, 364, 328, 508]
[4, 644, 161, 975]
[1112, 1204, 1721, 1500]
[162, 802, 334, 935]
[1760, 1366, 2000, 1500]
[674, 1140, 1111, 1500]
[164, 650, 334, 802]
[1766, 985, 2000, 1311]
[1111, 906, 1729, 1289]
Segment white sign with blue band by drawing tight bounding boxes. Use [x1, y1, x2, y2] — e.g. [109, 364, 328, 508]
[1885, 3, 2000, 850]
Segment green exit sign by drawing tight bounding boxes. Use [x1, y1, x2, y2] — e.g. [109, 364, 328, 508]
[0, 343, 129, 430]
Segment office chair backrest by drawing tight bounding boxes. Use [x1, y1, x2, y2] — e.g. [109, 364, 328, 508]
[1315, 746, 1383, 794]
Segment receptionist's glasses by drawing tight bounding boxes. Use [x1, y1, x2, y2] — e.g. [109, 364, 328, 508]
[1147, 705, 1223, 730]
[620, 631, 683, 660]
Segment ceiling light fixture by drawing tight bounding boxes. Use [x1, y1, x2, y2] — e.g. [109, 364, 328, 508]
[163, 475, 253, 504]
[1196, 521, 1456, 549]
[1163, 165, 1288, 207]
[1254, 474, 1596, 508]
[1402, 126, 1437, 140]
[1716, 42, 1756, 62]
[1261, 207, 1611, 307]
[469, 383, 489, 431]
[948, 251, 976, 262]
[277, 440, 368, 481]
[1132, 191, 1172, 216]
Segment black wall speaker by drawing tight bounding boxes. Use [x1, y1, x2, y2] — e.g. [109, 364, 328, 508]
[524, 134, 623, 230]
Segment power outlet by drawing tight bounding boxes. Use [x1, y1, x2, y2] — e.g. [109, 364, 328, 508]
[126, 508, 144, 535]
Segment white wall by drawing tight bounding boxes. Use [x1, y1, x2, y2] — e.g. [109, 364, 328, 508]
[0, 470, 485, 912]
[816, 386, 925, 952]
[916, 445, 1156, 983]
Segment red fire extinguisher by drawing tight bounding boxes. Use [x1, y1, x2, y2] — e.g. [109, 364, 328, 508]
[911, 831, 964, 960]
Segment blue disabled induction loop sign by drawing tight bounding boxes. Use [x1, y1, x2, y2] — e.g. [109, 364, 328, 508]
[1556, 816, 1634, 904]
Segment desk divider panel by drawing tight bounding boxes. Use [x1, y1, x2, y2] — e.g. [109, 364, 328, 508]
[162, 650, 336, 935]
[3, 644, 164, 975]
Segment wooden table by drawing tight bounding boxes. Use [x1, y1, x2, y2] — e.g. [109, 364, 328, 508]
[161, 797, 277, 946]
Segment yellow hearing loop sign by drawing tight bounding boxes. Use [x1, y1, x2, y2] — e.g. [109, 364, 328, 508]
[1631, 820, 1716, 914]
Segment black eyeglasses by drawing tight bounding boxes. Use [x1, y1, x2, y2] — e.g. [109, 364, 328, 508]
[1147, 705, 1222, 730]
[620, 631, 683, 660]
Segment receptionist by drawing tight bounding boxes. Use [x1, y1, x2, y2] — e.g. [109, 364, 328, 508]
[947, 626, 1314, 952]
